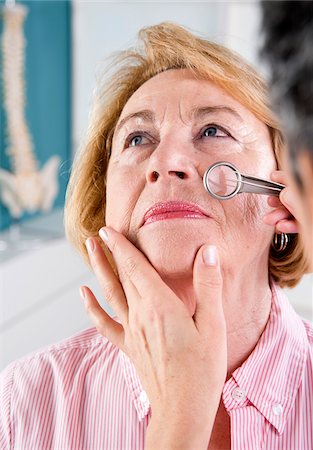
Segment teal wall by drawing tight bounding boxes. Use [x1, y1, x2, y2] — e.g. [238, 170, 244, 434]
[0, 0, 71, 231]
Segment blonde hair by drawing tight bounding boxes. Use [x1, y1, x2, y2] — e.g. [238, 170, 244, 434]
[64, 22, 308, 288]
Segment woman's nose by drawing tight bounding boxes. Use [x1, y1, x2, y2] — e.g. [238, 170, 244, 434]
[145, 139, 200, 184]
[150, 170, 186, 182]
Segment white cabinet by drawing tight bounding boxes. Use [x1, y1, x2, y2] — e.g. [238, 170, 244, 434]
[0, 209, 113, 371]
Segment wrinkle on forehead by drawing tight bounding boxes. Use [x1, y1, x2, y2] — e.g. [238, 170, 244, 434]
[178, 98, 187, 126]
[121, 76, 247, 125]
[114, 70, 272, 152]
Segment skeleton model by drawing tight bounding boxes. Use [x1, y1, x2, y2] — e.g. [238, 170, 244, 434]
[0, 2, 60, 219]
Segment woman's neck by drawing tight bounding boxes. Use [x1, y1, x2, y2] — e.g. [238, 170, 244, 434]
[162, 263, 272, 377]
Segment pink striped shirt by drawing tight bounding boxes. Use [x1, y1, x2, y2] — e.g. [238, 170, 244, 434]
[0, 283, 312, 450]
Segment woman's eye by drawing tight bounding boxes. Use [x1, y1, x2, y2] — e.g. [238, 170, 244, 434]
[202, 126, 229, 138]
[130, 135, 143, 146]
[127, 133, 150, 148]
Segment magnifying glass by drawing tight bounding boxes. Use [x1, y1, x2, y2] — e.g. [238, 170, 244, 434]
[203, 161, 285, 200]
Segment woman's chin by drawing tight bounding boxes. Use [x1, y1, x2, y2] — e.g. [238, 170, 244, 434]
[148, 253, 194, 279]
[133, 219, 220, 277]
[137, 234, 201, 278]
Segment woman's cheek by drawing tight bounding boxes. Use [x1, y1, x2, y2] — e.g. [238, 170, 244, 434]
[243, 194, 273, 235]
[222, 194, 268, 233]
[105, 165, 143, 232]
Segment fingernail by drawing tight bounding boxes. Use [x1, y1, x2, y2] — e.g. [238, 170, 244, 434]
[79, 286, 86, 300]
[99, 227, 109, 243]
[86, 238, 95, 254]
[203, 245, 217, 266]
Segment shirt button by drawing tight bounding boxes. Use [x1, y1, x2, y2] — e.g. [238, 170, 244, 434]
[231, 388, 246, 402]
[272, 403, 283, 416]
[139, 390, 148, 404]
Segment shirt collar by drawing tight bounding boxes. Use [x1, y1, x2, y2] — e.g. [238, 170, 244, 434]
[223, 282, 308, 434]
[119, 282, 308, 428]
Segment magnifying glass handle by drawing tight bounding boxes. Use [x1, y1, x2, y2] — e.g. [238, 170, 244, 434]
[239, 175, 285, 197]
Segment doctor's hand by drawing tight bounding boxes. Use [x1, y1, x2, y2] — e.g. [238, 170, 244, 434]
[80, 227, 227, 450]
[263, 170, 301, 234]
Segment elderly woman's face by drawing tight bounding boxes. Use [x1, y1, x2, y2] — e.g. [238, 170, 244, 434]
[106, 69, 276, 277]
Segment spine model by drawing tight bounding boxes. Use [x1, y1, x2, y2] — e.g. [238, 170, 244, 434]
[0, 3, 60, 219]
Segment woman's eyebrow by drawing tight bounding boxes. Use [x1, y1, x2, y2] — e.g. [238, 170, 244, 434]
[114, 106, 242, 136]
[192, 106, 243, 123]
[115, 110, 155, 135]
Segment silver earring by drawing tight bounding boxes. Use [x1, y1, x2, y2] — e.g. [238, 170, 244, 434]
[272, 233, 289, 252]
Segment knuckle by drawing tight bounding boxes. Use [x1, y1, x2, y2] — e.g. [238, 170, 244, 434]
[198, 276, 222, 290]
[145, 303, 166, 323]
[118, 268, 128, 285]
[124, 255, 138, 279]
[125, 255, 137, 273]
[102, 282, 118, 304]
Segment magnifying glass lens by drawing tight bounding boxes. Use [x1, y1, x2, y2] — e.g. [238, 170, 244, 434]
[207, 165, 239, 197]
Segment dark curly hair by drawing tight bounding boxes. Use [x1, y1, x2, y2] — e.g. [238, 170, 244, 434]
[260, 0, 313, 187]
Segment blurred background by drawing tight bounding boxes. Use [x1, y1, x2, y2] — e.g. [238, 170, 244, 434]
[0, 0, 312, 371]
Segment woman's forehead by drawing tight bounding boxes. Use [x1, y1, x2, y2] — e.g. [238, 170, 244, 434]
[122, 69, 230, 112]
[117, 69, 261, 130]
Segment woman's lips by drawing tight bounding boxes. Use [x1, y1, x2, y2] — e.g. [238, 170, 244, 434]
[143, 201, 210, 225]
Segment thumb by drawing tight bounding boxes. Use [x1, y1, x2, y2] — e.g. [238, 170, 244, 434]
[193, 244, 225, 332]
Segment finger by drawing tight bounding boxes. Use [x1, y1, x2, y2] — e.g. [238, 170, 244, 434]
[270, 172, 300, 222]
[192, 245, 225, 333]
[279, 187, 298, 218]
[271, 170, 288, 185]
[80, 286, 125, 350]
[99, 227, 164, 302]
[267, 196, 282, 208]
[263, 207, 292, 226]
[86, 237, 128, 324]
[276, 219, 299, 234]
